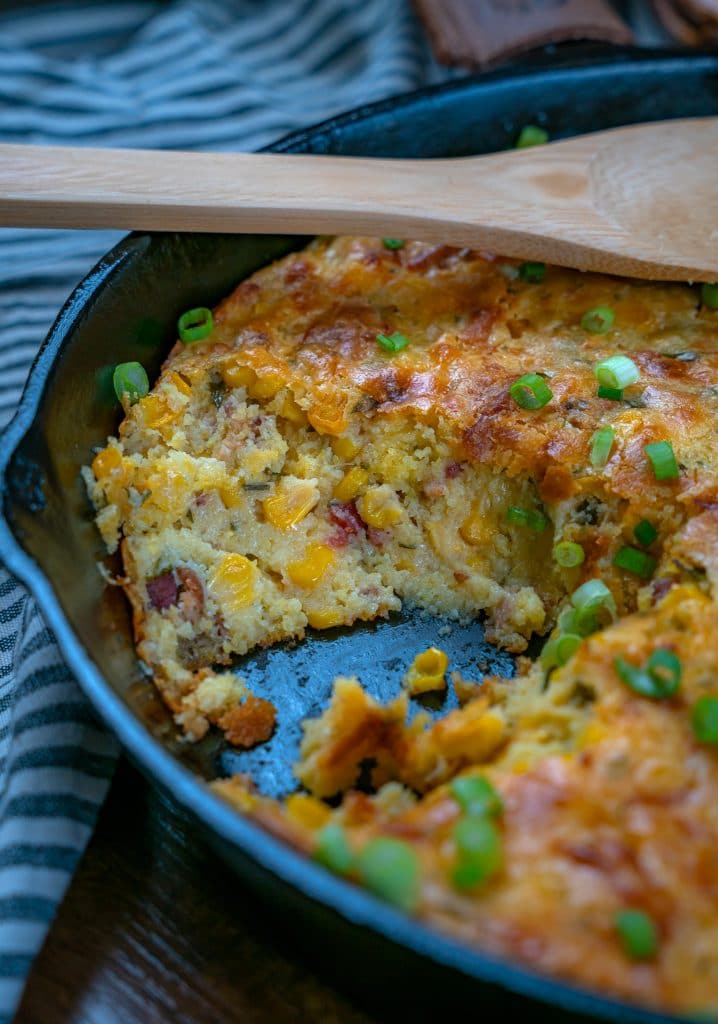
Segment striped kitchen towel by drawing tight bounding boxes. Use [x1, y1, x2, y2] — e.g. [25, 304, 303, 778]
[0, 1, 440, 1017]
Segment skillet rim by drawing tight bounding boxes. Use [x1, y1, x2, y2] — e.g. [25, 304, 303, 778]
[0, 50, 714, 1023]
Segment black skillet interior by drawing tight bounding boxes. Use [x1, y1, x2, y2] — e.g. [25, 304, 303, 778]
[2, 48, 718, 1024]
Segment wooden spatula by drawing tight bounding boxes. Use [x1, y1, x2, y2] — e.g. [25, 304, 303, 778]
[1, 118, 717, 281]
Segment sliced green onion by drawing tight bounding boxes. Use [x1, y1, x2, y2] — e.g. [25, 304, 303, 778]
[645, 440, 680, 481]
[594, 355, 640, 389]
[553, 541, 585, 568]
[509, 373, 553, 410]
[526, 509, 548, 531]
[515, 125, 548, 148]
[382, 238, 405, 250]
[691, 696, 718, 744]
[572, 578, 614, 612]
[646, 648, 681, 691]
[615, 909, 658, 960]
[570, 579, 616, 634]
[177, 306, 213, 344]
[518, 261, 545, 283]
[573, 607, 599, 636]
[357, 837, 420, 912]
[314, 823, 354, 875]
[450, 775, 503, 819]
[613, 545, 656, 579]
[541, 632, 582, 671]
[506, 506, 547, 531]
[452, 817, 503, 890]
[113, 361, 149, 405]
[616, 658, 660, 698]
[376, 331, 410, 353]
[558, 606, 582, 635]
[634, 520, 658, 547]
[506, 506, 528, 526]
[581, 306, 615, 334]
[701, 283, 718, 309]
[597, 385, 623, 401]
[590, 425, 615, 468]
[615, 649, 681, 699]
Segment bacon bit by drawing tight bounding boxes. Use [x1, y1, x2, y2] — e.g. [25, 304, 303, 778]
[367, 527, 392, 547]
[302, 317, 379, 361]
[405, 244, 459, 271]
[561, 837, 633, 873]
[284, 259, 312, 285]
[193, 491, 210, 508]
[539, 464, 574, 502]
[176, 567, 205, 624]
[361, 251, 381, 268]
[461, 307, 499, 346]
[146, 571, 178, 611]
[422, 479, 445, 499]
[327, 500, 366, 548]
[462, 385, 515, 462]
[445, 461, 464, 479]
[235, 280, 261, 303]
[454, 571, 469, 583]
[341, 790, 378, 826]
[652, 577, 675, 604]
[219, 696, 276, 748]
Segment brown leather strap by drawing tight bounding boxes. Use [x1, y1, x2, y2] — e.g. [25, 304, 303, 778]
[413, 0, 633, 69]
[652, 0, 718, 44]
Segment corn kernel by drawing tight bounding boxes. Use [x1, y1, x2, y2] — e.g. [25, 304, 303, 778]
[263, 479, 319, 530]
[332, 436, 361, 461]
[92, 445, 122, 480]
[140, 393, 177, 430]
[396, 555, 416, 572]
[243, 448, 281, 477]
[220, 483, 244, 509]
[285, 793, 332, 830]
[308, 400, 347, 436]
[242, 347, 282, 373]
[209, 553, 256, 612]
[166, 370, 192, 397]
[140, 467, 188, 516]
[213, 779, 258, 813]
[579, 721, 607, 749]
[307, 608, 345, 630]
[404, 647, 449, 695]
[358, 485, 403, 528]
[459, 508, 487, 546]
[333, 466, 369, 503]
[277, 393, 308, 425]
[435, 704, 505, 761]
[222, 359, 257, 390]
[252, 370, 284, 400]
[286, 543, 335, 589]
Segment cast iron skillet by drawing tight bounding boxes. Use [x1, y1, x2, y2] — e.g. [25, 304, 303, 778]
[2, 48, 717, 1024]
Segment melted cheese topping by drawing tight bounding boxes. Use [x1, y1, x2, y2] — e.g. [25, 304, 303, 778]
[86, 238, 718, 1011]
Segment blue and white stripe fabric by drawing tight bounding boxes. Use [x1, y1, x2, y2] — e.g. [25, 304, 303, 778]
[0, 1, 442, 1017]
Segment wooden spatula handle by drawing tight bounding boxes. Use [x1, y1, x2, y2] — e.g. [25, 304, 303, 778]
[1, 121, 718, 281]
[0, 143, 484, 239]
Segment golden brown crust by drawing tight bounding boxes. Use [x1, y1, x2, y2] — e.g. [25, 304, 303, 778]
[167, 238, 718, 507]
[218, 695, 276, 748]
[218, 586, 718, 1013]
[87, 237, 718, 1012]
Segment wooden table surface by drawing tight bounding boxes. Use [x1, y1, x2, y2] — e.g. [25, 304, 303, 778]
[16, 758, 381, 1024]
